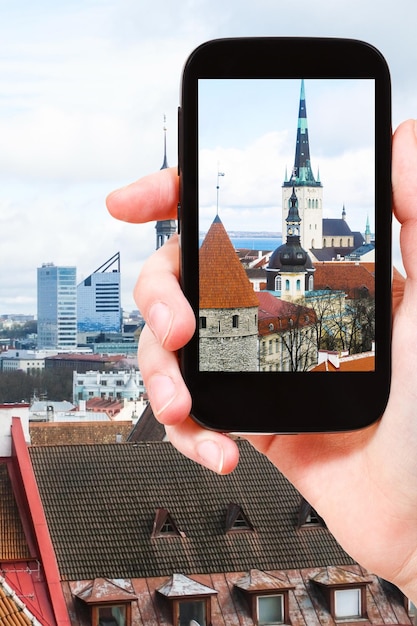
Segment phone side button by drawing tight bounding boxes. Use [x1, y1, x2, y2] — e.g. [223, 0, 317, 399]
[177, 106, 182, 177]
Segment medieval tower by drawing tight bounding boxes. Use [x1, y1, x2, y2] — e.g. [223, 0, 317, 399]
[199, 215, 260, 371]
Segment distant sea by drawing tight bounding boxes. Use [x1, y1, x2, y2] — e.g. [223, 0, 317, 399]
[231, 236, 282, 251]
[199, 234, 282, 251]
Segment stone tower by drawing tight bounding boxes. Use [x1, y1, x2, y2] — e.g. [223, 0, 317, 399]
[199, 215, 259, 371]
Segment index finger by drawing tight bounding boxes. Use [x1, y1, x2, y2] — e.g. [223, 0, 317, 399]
[106, 166, 179, 224]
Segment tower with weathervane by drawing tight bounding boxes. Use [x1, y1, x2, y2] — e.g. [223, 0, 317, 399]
[282, 80, 323, 250]
[267, 188, 315, 300]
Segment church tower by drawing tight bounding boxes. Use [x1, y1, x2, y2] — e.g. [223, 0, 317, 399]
[267, 188, 315, 300]
[282, 80, 323, 250]
[199, 215, 259, 371]
[155, 116, 176, 249]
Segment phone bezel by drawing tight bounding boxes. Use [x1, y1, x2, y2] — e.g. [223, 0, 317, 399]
[179, 37, 392, 433]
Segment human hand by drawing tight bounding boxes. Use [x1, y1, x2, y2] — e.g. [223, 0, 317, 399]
[107, 120, 417, 602]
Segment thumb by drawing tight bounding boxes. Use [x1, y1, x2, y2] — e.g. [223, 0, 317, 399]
[392, 120, 417, 281]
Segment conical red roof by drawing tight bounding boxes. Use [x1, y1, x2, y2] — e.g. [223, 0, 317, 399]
[199, 216, 259, 309]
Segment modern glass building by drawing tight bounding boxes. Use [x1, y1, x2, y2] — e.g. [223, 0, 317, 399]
[37, 263, 77, 349]
[77, 253, 121, 334]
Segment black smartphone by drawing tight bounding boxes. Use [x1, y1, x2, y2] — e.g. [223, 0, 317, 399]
[178, 37, 391, 433]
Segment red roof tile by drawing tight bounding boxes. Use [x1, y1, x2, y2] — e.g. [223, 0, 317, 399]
[199, 217, 259, 309]
[314, 262, 375, 298]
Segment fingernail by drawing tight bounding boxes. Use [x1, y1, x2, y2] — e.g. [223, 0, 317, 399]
[196, 440, 224, 474]
[148, 302, 173, 346]
[148, 374, 176, 416]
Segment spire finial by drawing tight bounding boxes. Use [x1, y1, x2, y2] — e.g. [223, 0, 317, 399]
[160, 114, 168, 170]
[216, 167, 225, 216]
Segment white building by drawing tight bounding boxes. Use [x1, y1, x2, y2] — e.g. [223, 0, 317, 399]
[73, 369, 144, 403]
[0, 349, 58, 373]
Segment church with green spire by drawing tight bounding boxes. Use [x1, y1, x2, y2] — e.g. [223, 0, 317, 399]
[282, 80, 368, 262]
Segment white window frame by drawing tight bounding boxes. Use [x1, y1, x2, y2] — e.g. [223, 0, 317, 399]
[257, 593, 284, 625]
[334, 588, 361, 619]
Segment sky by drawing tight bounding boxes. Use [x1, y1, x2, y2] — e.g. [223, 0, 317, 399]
[198, 78, 374, 234]
[1, 0, 416, 316]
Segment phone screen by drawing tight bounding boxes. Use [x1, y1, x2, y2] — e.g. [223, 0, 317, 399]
[198, 78, 376, 373]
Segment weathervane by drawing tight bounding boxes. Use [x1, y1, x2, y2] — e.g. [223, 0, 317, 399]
[216, 168, 225, 215]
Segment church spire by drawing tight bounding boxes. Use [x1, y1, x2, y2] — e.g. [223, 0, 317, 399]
[156, 115, 176, 249]
[288, 80, 321, 188]
[160, 114, 168, 170]
[365, 215, 371, 244]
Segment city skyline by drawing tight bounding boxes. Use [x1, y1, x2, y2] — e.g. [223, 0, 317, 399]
[0, 1, 415, 315]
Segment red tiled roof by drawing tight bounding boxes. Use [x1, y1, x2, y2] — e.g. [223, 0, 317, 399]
[45, 353, 126, 362]
[314, 262, 375, 298]
[310, 353, 375, 372]
[199, 217, 259, 309]
[257, 291, 316, 335]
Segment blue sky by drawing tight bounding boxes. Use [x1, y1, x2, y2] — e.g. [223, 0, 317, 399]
[0, 0, 415, 314]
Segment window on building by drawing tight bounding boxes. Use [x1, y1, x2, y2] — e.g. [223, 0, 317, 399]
[158, 575, 215, 626]
[178, 599, 206, 626]
[152, 508, 184, 538]
[199, 316, 207, 329]
[257, 594, 284, 625]
[232, 314, 239, 329]
[296, 279, 301, 291]
[311, 568, 368, 621]
[94, 604, 127, 626]
[297, 497, 325, 528]
[285, 279, 290, 291]
[275, 275, 282, 291]
[225, 503, 254, 533]
[334, 588, 361, 619]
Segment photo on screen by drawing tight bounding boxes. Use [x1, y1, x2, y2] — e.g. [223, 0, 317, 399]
[198, 78, 375, 373]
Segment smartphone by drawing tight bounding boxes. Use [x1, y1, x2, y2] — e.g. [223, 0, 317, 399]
[178, 37, 391, 433]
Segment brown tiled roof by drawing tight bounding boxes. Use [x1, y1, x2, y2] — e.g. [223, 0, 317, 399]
[29, 440, 354, 581]
[199, 216, 259, 309]
[0, 463, 31, 560]
[127, 403, 166, 442]
[313, 263, 375, 298]
[29, 421, 133, 445]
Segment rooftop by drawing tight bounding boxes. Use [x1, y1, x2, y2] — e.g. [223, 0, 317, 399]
[28, 439, 354, 581]
[199, 216, 259, 309]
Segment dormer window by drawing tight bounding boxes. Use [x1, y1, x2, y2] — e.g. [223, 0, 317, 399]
[225, 503, 254, 533]
[74, 578, 136, 626]
[151, 508, 185, 538]
[157, 574, 217, 626]
[311, 566, 370, 621]
[235, 569, 294, 625]
[297, 497, 325, 529]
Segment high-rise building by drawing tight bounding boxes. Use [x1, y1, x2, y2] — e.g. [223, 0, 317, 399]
[77, 253, 121, 334]
[37, 263, 77, 349]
